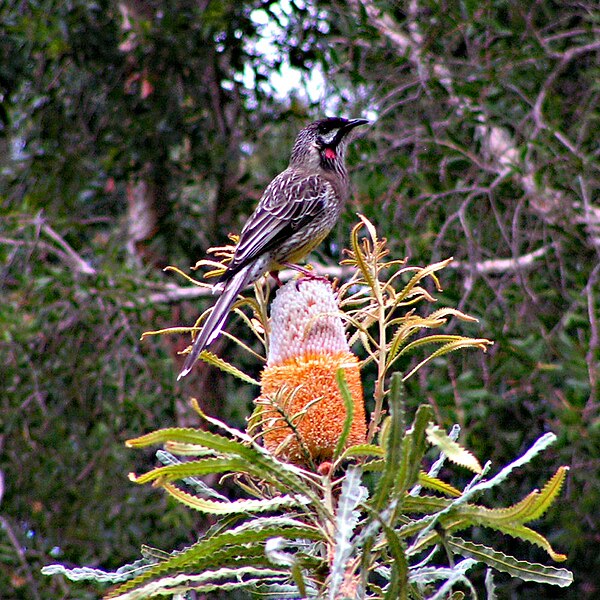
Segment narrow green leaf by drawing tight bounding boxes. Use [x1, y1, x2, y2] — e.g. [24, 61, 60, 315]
[402, 338, 492, 380]
[426, 424, 482, 474]
[485, 522, 567, 562]
[107, 517, 323, 598]
[330, 466, 367, 599]
[156, 450, 229, 500]
[523, 466, 569, 523]
[447, 467, 568, 529]
[141, 326, 201, 339]
[351, 218, 377, 290]
[417, 472, 462, 497]
[126, 427, 325, 513]
[399, 405, 434, 494]
[395, 259, 453, 303]
[198, 350, 260, 385]
[333, 368, 354, 461]
[339, 443, 385, 460]
[126, 427, 244, 450]
[362, 504, 408, 600]
[162, 483, 309, 515]
[383, 520, 409, 600]
[447, 536, 573, 587]
[373, 373, 406, 511]
[163, 264, 205, 285]
[129, 457, 248, 484]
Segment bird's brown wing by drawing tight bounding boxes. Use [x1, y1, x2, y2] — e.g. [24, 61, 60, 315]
[220, 171, 332, 281]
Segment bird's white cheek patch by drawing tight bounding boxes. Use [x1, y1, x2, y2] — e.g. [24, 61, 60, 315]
[325, 148, 336, 160]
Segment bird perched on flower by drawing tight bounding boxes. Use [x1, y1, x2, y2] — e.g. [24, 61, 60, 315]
[178, 117, 368, 380]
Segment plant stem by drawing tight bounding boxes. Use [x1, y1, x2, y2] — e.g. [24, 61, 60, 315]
[367, 247, 388, 443]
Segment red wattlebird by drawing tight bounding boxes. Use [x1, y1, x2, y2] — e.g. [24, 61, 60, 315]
[178, 117, 368, 380]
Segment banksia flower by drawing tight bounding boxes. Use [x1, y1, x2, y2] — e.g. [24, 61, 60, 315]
[257, 279, 366, 465]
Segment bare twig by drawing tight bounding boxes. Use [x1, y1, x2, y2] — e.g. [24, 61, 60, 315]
[583, 264, 600, 412]
[452, 245, 552, 275]
[578, 176, 600, 255]
[40, 224, 97, 275]
[351, 0, 599, 250]
[143, 264, 353, 305]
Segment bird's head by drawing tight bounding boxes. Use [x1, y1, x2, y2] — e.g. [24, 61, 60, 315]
[290, 117, 369, 172]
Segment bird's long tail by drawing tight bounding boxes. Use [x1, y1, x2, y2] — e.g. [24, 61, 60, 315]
[177, 266, 252, 380]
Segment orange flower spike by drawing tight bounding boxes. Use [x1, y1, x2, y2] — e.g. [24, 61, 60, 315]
[258, 279, 366, 465]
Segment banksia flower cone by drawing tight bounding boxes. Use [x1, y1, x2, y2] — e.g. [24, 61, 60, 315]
[257, 279, 366, 465]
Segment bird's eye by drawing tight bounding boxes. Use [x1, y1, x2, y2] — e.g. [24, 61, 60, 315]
[318, 129, 339, 145]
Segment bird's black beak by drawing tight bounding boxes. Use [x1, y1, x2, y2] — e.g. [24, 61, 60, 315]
[342, 118, 369, 133]
[331, 118, 369, 148]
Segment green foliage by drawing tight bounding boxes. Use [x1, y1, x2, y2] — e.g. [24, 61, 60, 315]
[43, 395, 571, 598]
[43, 219, 571, 598]
[0, 213, 194, 599]
[1, 1, 597, 598]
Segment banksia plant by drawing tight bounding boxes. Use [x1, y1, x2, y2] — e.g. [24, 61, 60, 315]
[44, 217, 573, 598]
[256, 279, 366, 465]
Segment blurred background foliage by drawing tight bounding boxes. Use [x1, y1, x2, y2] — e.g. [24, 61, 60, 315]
[1, 0, 598, 598]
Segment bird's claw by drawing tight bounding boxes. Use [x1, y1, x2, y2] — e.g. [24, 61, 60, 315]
[294, 271, 330, 290]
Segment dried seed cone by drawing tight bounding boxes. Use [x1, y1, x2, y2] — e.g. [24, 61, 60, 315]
[258, 279, 366, 464]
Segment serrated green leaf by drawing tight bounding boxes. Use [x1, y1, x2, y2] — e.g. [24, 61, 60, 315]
[373, 373, 406, 510]
[426, 424, 482, 474]
[403, 494, 453, 515]
[445, 466, 568, 528]
[362, 503, 409, 600]
[126, 427, 242, 450]
[396, 334, 475, 356]
[485, 522, 567, 562]
[402, 338, 492, 380]
[447, 536, 573, 587]
[339, 443, 385, 460]
[198, 350, 260, 385]
[382, 518, 409, 600]
[330, 466, 367, 599]
[162, 483, 309, 514]
[106, 517, 323, 598]
[350, 218, 377, 290]
[107, 566, 291, 600]
[129, 457, 248, 484]
[394, 258, 452, 303]
[156, 450, 229, 500]
[126, 427, 325, 514]
[524, 466, 569, 523]
[418, 472, 462, 497]
[161, 441, 214, 455]
[333, 368, 355, 461]
[399, 405, 434, 494]
[438, 513, 568, 563]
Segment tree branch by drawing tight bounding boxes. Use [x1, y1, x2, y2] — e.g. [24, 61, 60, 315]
[40, 223, 97, 275]
[453, 245, 552, 275]
[143, 264, 353, 305]
[352, 0, 599, 248]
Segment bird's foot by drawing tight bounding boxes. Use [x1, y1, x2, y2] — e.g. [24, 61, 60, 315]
[281, 263, 330, 290]
[269, 270, 284, 287]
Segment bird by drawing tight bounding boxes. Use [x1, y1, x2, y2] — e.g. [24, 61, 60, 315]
[177, 116, 368, 380]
